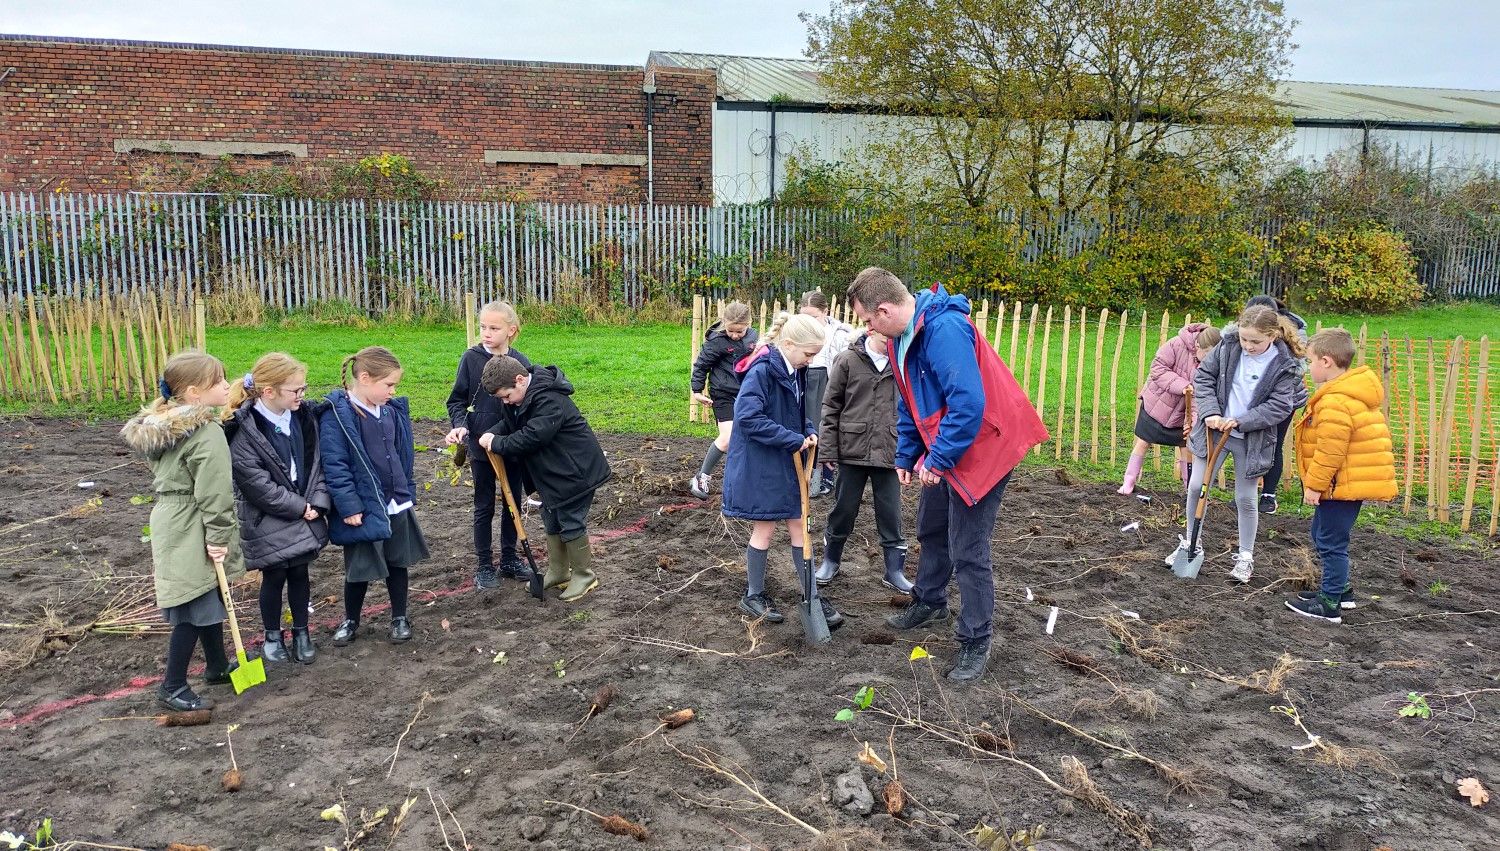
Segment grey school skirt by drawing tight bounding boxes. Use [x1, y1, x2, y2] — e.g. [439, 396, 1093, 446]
[161, 587, 228, 628]
[343, 509, 430, 583]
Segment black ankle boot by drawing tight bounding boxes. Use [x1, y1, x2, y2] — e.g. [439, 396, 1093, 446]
[262, 630, 290, 663]
[389, 617, 413, 642]
[290, 627, 316, 664]
[158, 684, 214, 712]
[332, 619, 359, 646]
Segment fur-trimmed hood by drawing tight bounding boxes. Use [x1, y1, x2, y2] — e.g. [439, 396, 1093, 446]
[120, 404, 222, 459]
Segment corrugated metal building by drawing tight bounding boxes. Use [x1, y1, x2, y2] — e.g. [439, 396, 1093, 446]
[648, 51, 1500, 205]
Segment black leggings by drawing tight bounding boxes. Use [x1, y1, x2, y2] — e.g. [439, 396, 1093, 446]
[344, 565, 410, 622]
[258, 561, 312, 632]
[162, 622, 229, 691]
[1262, 415, 1293, 495]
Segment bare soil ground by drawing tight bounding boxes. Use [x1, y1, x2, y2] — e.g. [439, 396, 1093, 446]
[1, 416, 1498, 850]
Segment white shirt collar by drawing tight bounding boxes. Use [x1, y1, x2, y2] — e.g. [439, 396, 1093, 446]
[253, 400, 293, 434]
[350, 393, 382, 418]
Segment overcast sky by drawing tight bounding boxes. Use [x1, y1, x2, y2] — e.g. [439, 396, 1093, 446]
[3, 0, 1496, 89]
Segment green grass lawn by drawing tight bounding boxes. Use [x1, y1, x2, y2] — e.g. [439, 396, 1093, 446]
[0, 321, 715, 438]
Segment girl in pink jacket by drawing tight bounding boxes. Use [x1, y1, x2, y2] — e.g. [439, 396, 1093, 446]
[1118, 323, 1222, 494]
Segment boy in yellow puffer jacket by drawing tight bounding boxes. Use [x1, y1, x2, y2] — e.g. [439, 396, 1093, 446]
[1285, 328, 1397, 624]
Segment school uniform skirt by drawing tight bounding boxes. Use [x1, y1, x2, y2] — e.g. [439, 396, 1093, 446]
[1133, 402, 1186, 448]
[343, 509, 431, 583]
[161, 587, 228, 627]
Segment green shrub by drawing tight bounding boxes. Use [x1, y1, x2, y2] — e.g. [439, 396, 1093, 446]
[1277, 222, 1424, 313]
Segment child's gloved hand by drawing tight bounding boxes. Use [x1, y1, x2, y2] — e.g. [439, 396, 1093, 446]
[444, 427, 468, 445]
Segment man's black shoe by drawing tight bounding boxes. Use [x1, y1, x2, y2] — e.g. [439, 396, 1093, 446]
[738, 593, 784, 623]
[886, 601, 951, 631]
[945, 638, 991, 682]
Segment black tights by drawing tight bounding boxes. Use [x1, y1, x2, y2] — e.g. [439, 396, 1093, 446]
[162, 622, 229, 691]
[344, 565, 410, 623]
[258, 562, 312, 632]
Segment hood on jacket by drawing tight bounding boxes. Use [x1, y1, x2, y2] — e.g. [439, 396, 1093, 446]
[1177, 322, 1211, 347]
[1314, 365, 1386, 408]
[121, 404, 221, 459]
[914, 286, 972, 332]
[516, 365, 575, 410]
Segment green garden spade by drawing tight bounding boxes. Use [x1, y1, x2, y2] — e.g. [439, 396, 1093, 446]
[792, 450, 831, 645]
[213, 554, 266, 694]
[1172, 428, 1231, 580]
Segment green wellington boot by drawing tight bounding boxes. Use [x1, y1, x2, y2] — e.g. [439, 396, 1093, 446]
[559, 537, 599, 602]
[543, 534, 570, 589]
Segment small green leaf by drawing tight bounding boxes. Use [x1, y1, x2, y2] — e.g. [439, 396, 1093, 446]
[834, 708, 855, 722]
[413, 443, 431, 452]
[129, 493, 154, 505]
[854, 685, 875, 710]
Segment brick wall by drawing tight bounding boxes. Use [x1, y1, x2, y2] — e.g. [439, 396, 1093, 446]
[0, 36, 714, 204]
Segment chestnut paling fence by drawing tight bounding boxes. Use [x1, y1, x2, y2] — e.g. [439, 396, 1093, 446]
[690, 294, 1499, 535]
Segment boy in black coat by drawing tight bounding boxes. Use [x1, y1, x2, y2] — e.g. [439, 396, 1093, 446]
[478, 356, 611, 603]
[444, 301, 533, 590]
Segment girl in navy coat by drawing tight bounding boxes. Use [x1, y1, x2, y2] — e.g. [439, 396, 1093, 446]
[722, 312, 843, 628]
[319, 346, 430, 646]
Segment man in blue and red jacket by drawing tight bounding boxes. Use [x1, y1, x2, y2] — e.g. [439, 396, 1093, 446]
[847, 267, 1048, 681]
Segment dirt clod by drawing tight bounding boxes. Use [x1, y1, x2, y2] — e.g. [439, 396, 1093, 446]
[599, 813, 648, 841]
[220, 768, 242, 793]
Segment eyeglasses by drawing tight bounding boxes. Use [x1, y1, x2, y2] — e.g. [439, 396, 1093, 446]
[278, 385, 309, 397]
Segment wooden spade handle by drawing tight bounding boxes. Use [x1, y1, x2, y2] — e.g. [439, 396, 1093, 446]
[212, 554, 249, 661]
[488, 448, 529, 545]
[792, 450, 811, 563]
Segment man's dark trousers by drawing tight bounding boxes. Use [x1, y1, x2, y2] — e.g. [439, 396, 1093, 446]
[912, 472, 1011, 642]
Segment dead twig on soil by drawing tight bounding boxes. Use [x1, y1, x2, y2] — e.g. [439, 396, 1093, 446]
[1348, 609, 1500, 628]
[617, 616, 788, 659]
[1006, 691, 1208, 798]
[1044, 646, 1161, 720]
[425, 787, 458, 851]
[0, 496, 102, 537]
[221, 723, 243, 792]
[545, 800, 649, 842]
[616, 707, 696, 754]
[1104, 616, 1299, 693]
[1271, 694, 1399, 778]
[632, 564, 722, 614]
[662, 738, 822, 837]
[385, 691, 431, 779]
[862, 700, 1154, 847]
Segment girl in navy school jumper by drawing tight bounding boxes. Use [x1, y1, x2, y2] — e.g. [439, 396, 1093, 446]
[689, 300, 758, 499]
[319, 346, 430, 646]
[720, 312, 843, 629]
[222, 352, 330, 665]
[444, 299, 533, 590]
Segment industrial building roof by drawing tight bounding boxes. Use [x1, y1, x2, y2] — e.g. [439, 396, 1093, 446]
[648, 51, 1500, 129]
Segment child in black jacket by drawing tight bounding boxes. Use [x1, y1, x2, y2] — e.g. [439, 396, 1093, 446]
[444, 300, 533, 590]
[689, 301, 757, 499]
[478, 356, 611, 603]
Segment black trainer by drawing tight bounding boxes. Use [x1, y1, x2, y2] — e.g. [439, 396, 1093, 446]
[946, 638, 991, 682]
[1285, 594, 1342, 624]
[738, 593, 784, 623]
[497, 553, 535, 582]
[1296, 586, 1357, 610]
[886, 601, 951, 631]
[332, 619, 359, 646]
[389, 617, 413, 642]
[474, 566, 500, 590]
[158, 684, 214, 712]
[1259, 494, 1279, 515]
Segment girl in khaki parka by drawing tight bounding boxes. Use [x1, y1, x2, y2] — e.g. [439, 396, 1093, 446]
[121, 351, 245, 712]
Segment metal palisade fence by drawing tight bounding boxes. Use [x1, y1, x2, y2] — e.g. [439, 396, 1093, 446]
[4, 192, 1500, 308]
[0, 192, 847, 309]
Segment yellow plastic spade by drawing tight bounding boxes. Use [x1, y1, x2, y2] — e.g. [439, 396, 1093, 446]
[213, 554, 266, 694]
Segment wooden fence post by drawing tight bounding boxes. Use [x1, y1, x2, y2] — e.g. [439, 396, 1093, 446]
[1460, 336, 1489, 531]
[1070, 308, 1087, 462]
[1009, 301, 1022, 367]
[689, 295, 704, 423]
[1034, 306, 1052, 454]
[195, 297, 207, 352]
[1055, 305, 1072, 459]
[1091, 308, 1108, 463]
[1434, 338, 1462, 524]
[1426, 339, 1439, 520]
[464, 291, 477, 348]
[1401, 337, 1417, 515]
[1109, 310, 1128, 467]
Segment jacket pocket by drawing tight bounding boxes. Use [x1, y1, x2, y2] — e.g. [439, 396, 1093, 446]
[839, 421, 868, 460]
